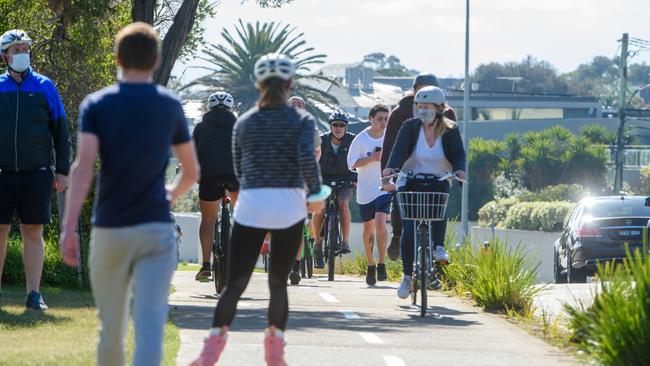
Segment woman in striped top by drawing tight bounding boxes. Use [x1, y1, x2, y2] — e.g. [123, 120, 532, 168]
[190, 53, 324, 366]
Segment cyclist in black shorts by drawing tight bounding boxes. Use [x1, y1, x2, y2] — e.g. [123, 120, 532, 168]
[193, 91, 239, 281]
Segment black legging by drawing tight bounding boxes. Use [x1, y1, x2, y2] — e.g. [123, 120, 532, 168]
[212, 220, 303, 330]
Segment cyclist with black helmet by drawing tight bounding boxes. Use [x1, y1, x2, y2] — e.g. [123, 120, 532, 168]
[312, 111, 356, 268]
[193, 91, 239, 282]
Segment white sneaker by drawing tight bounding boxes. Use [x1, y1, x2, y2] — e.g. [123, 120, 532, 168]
[433, 246, 449, 264]
[397, 275, 411, 299]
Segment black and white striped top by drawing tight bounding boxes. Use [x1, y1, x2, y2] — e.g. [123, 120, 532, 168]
[233, 105, 322, 195]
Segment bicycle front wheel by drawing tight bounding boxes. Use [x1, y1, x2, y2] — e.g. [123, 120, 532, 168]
[327, 215, 338, 281]
[419, 230, 428, 317]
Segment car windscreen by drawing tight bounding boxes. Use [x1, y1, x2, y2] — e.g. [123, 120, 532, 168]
[585, 200, 650, 217]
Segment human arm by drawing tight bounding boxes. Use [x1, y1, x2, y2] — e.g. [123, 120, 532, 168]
[48, 81, 71, 192]
[299, 117, 321, 195]
[380, 105, 403, 170]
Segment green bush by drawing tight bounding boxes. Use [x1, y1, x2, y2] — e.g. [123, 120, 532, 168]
[477, 197, 518, 228]
[173, 190, 200, 212]
[502, 201, 575, 231]
[444, 238, 542, 315]
[566, 247, 650, 365]
[3, 235, 89, 288]
[640, 164, 650, 195]
[517, 184, 585, 202]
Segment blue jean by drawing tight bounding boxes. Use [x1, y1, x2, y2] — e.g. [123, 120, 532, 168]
[398, 182, 450, 276]
[89, 222, 177, 366]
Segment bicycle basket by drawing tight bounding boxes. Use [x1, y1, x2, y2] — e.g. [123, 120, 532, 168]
[396, 191, 449, 221]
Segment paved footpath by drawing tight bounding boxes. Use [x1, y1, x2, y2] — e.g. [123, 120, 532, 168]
[169, 271, 577, 366]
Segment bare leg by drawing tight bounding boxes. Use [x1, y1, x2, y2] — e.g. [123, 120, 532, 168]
[339, 197, 352, 244]
[199, 199, 219, 263]
[375, 213, 389, 264]
[362, 220, 375, 266]
[20, 224, 44, 293]
[0, 224, 10, 291]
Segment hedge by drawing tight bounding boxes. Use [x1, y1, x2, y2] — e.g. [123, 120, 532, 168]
[502, 201, 575, 232]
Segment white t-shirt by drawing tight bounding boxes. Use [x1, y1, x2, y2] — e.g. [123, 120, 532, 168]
[233, 188, 307, 229]
[347, 127, 388, 205]
[399, 126, 453, 187]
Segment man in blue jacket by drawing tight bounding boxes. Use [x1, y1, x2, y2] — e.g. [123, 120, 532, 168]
[0, 30, 70, 310]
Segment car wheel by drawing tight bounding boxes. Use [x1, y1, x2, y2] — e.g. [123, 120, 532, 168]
[567, 245, 587, 284]
[554, 249, 567, 284]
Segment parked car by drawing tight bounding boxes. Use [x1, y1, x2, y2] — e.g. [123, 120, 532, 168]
[553, 195, 650, 283]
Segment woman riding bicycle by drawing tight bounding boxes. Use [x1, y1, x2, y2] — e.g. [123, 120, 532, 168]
[193, 91, 239, 282]
[382, 86, 466, 300]
[190, 53, 324, 366]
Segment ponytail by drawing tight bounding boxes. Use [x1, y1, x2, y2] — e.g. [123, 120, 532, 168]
[257, 78, 291, 109]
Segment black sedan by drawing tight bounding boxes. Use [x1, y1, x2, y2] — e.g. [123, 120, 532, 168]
[553, 195, 650, 283]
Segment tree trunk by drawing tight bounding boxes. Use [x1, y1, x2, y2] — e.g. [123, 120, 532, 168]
[153, 0, 200, 86]
[132, 0, 155, 24]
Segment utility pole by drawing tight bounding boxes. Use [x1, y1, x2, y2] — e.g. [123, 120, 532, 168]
[614, 33, 629, 194]
[460, 0, 470, 241]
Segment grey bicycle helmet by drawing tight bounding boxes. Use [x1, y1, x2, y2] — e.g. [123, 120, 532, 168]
[254, 53, 295, 82]
[0, 29, 32, 52]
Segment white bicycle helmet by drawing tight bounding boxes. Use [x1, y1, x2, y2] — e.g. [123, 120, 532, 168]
[254, 53, 295, 82]
[1, 29, 32, 52]
[208, 91, 234, 109]
[414, 86, 446, 105]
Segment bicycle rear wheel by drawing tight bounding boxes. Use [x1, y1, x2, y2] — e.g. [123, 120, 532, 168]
[215, 206, 230, 295]
[306, 239, 314, 278]
[327, 215, 338, 281]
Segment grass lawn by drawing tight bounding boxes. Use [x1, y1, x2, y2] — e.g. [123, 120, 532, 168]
[0, 286, 179, 366]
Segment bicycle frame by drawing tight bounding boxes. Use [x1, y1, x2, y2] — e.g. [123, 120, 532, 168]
[322, 179, 348, 281]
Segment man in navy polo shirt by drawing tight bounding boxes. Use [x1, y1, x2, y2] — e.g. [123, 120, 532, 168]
[60, 23, 199, 365]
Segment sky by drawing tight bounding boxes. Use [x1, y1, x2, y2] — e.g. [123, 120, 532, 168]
[175, 0, 650, 81]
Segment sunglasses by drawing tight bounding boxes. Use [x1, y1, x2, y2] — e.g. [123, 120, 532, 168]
[331, 123, 346, 128]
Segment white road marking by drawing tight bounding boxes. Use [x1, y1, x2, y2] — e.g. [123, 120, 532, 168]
[359, 332, 384, 344]
[383, 355, 406, 366]
[239, 302, 251, 307]
[340, 310, 360, 320]
[319, 292, 339, 303]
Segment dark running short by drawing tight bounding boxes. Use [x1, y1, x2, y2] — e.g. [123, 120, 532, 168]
[199, 174, 239, 201]
[0, 168, 54, 225]
[358, 194, 391, 222]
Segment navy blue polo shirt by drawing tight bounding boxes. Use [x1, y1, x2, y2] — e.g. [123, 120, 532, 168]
[79, 83, 190, 227]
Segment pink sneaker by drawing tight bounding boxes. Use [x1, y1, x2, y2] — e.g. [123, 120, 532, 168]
[264, 326, 287, 366]
[189, 327, 228, 366]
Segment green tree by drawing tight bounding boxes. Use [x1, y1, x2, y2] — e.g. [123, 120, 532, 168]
[472, 55, 569, 94]
[132, 0, 293, 85]
[183, 20, 338, 119]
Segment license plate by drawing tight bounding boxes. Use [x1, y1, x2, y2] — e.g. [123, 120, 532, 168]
[618, 229, 641, 237]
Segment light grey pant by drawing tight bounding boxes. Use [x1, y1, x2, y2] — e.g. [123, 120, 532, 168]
[89, 222, 177, 366]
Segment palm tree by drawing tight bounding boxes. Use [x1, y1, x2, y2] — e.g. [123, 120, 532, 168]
[182, 20, 338, 124]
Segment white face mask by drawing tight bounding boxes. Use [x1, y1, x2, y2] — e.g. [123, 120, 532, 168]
[10, 53, 30, 73]
[416, 108, 436, 124]
[116, 66, 123, 81]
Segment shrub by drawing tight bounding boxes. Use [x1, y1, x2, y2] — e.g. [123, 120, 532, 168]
[566, 247, 650, 365]
[3, 236, 89, 288]
[173, 190, 200, 212]
[477, 197, 518, 228]
[502, 201, 575, 231]
[444, 238, 542, 315]
[640, 164, 650, 195]
[517, 184, 585, 202]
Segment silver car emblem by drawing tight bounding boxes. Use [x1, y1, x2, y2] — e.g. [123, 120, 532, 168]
[625, 219, 632, 225]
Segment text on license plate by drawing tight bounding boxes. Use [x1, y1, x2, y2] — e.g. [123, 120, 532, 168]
[618, 229, 641, 236]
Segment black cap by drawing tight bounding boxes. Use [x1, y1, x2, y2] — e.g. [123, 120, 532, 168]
[412, 73, 439, 88]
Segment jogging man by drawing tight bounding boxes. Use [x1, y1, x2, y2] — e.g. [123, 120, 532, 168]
[0, 29, 70, 310]
[347, 104, 390, 285]
[312, 111, 356, 268]
[193, 91, 239, 282]
[60, 23, 199, 365]
[381, 73, 456, 260]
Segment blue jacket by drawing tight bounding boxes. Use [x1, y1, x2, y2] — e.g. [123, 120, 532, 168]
[0, 68, 70, 174]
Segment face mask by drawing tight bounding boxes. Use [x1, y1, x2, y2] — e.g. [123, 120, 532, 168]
[416, 108, 435, 124]
[10, 53, 30, 73]
[116, 66, 123, 81]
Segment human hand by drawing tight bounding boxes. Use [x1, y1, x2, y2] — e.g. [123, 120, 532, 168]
[54, 174, 68, 192]
[454, 170, 466, 181]
[60, 230, 79, 267]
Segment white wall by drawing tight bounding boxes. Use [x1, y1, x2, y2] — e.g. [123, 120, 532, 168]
[174, 213, 201, 263]
[471, 226, 560, 283]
